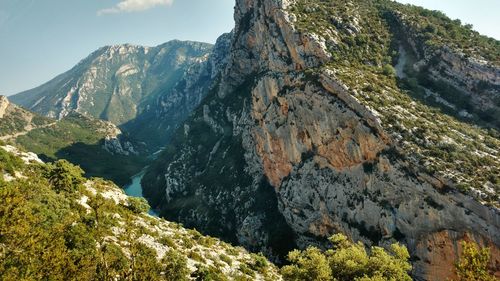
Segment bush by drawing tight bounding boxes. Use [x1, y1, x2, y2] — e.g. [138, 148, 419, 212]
[219, 254, 232, 266]
[0, 148, 24, 175]
[45, 159, 85, 193]
[191, 265, 228, 281]
[281, 234, 412, 281]
[127, 197, 150, 214]
[454, 241, 496, 281]
[250, 253, 268, 273]
[281, 247, 332, 281]
[163, 250, 189, 281]
[382, 64, 396, 76]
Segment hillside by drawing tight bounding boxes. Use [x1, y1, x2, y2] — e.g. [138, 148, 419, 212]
[0, 96, 146, 185]
[0, 146, 283, 280]
[141, 0, 500, 280]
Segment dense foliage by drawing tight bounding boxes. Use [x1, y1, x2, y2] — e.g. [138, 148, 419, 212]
[281, 234, 412, 281]
[0, 158, 169, 280]
[454, 242, 497, 281]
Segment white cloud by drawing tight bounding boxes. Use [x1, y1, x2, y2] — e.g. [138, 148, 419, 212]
[98, 0, 174, 15]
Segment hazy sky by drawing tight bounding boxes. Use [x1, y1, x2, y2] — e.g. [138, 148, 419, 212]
[0, 0, 498, 95]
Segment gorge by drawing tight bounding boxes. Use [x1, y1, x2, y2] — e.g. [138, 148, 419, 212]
[1, 0, 499, 280]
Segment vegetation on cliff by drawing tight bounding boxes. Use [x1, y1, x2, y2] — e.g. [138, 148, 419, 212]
[0, 107, 148, 186]
[454, 241, 497, 281]
[290, 0, 500, 205]
[281, 234, 412, 281]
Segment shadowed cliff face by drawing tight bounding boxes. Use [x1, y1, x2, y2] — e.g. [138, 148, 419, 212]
[143, 0, 500, 279]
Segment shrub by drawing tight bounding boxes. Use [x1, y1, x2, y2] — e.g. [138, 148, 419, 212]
[239, 264, 256, 278]
[281, 234, 412, 281]
[281, 247, 332, 281]
[188, 250, 205, 263]
[250, 253, 268, 273]
[219, 254, 232, 266]
[454, 241, 496, 281]
[163, 250, 189, 281]
[191, 265, 228, 281]
[0, 148, 24, 175]
[44, 159, 85, 193]
[126, 197, 150, 214]
[382, 64, 396, 76]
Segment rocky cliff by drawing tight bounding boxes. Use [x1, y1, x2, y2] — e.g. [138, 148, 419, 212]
[122, 34, 233, 149]
[143, 0, 500, 280]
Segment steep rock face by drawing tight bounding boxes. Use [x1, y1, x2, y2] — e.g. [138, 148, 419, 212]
[391, 12, 500, 128]
[10, 41, 213, 148]
[0, 96, 9, 118]
[122, 34, 233, 149]
[143, 0, 499, 279]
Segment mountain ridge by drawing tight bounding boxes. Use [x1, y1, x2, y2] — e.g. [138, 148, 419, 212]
[0, 95, 148, 185]
[10, 40, 215, 149]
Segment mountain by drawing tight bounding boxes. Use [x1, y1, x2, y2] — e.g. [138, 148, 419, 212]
[0, 96, 146, 185]
[10, 40, 217, 148]
[121, 34, 233, 149]
[142, 0, 500, 280]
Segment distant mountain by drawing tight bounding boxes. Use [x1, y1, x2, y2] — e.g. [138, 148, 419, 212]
[121, 34, 232, 149]
[10, 40, 217, 148]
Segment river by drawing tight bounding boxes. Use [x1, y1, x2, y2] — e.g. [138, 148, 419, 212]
[123, 170, 158, 216]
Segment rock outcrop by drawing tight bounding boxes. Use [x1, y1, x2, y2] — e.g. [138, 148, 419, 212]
[0, 96, 10, 118]
[391, 11, 500, 129]
[140, 0, 499, 280]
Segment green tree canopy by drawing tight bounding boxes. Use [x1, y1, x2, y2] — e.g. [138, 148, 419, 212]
[455, 241, 496, 281]
[45, 159, 85, 193]
[281, 234, 412, 281]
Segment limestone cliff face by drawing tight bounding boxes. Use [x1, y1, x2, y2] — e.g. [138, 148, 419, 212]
[391, 11, 500, 128]
[143, 0, 500, 279]
[122, 34, 233, 149]
[0, 96, 9, 118]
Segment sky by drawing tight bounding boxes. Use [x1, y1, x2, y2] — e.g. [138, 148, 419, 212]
[0, 0, 498, 96]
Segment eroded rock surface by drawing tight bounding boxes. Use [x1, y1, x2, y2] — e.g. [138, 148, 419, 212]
[143, 0, 500, 280]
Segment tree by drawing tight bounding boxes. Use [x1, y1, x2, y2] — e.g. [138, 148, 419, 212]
[281, 234, 412, 281]
[382, 64, 396, 77]
[128, 242, 163, 281]
[45, 159, 85, 193]
[281, 247, 332, 281]
[127, 197, 151, 214]
[163, 250, 190, 281]
[455, 241, 496, 281]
